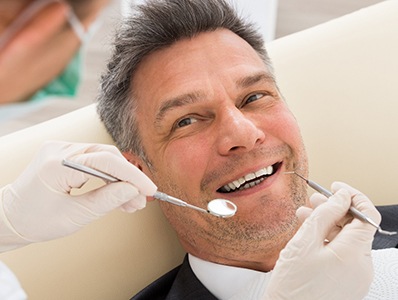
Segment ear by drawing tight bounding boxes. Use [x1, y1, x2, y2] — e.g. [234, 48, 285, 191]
[123, 151, 145, 171]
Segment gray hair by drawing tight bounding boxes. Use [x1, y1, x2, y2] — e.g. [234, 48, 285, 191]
[96, 0, 273, 163]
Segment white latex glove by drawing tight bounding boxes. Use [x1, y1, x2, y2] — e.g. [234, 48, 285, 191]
[0, 261, 27, 300]
[0, 141, 157, 252]
[264, 182, 381, 300]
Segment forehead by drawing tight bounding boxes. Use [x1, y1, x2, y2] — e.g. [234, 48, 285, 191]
[131, 29, 269, 115]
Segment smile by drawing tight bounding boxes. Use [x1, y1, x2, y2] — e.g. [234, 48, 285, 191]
[217, 162, 281, 193]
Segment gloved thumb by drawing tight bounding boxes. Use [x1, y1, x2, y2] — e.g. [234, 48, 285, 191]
[295, 190, 351, 247]
[120, 194, 147, 213]
[312, 189, 352, 239]
[74, 182, 143, 216]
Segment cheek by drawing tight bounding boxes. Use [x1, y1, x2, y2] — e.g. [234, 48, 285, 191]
[162, 135, 212, 186]
[273, 110, 308, 168]
[268, 109, 303, 145]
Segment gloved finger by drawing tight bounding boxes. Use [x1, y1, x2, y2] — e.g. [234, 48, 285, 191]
[75, 143, 125, 157]
[310, 189, 353, 230]
[336, 200, 380, 247]
[326, 190, 377, 257]
[296, 206, 313, 224]
[120, 194, 147, 213]
[71, 151, 157, 196]
[331, 181, 361, 194]
[325, 211, 355, 242]
[332, 181, 381, 236]
[32, 141, 126, 192]
[283, 191, 351, 256]
[319, 203, 353, 243]
[306, 188, 352, 245]
[296, 205, 344, 243]
[39, 141, 124, 162]
[332, 181, 381, 226]
[309, 192, 328, 208]
[75, 182, 140, 215]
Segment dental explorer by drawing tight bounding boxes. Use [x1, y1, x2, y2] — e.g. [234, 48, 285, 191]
[286, 171, 397, 236]
[62, 159, 237, 218]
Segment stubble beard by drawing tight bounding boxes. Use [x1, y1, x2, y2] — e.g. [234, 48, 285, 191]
[146, 143, 309, 264]
[206, 175, 307, 259]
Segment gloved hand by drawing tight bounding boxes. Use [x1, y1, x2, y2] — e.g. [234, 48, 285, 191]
[0, 261, 27, 300]
[0, 141, 157, 252]
[264, 182, 381, 300]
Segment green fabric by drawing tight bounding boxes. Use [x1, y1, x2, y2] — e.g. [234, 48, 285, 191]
[29, 51, 82, 102]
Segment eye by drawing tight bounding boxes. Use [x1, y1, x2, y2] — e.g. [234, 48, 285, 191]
[176, 116, 198, 128]
[245, 93, 265, 105]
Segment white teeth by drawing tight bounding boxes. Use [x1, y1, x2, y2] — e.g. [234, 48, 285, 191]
[232, 180, 240, 188]
[255, 168, 267, 177]
[267, 165, 273, 174]
[244, 173, 255, 181]
[220, 165, 276, 192]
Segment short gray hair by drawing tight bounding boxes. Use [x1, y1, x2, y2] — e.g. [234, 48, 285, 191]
[96, 0, 273, 161]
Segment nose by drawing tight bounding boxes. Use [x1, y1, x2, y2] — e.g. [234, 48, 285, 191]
[216, 107, 265, 155]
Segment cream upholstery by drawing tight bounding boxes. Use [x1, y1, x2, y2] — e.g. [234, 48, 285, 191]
[268, 0, 398, 205]
[0, 1, 396, 299]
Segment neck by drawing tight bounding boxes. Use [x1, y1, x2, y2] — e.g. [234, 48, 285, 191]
[182, 238, 287, 272]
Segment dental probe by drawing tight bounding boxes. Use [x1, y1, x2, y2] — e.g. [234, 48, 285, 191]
[62, 159, 237, 218]
[286, 171, 397, 236]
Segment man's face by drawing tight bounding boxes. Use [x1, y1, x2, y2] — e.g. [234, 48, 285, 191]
[127, 29, 309, 271]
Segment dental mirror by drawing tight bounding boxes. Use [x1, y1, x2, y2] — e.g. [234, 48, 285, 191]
[207, 198, 237, 218]
[62, 159, 237, 218]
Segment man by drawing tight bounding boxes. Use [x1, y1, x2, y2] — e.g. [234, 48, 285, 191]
[96, 0, 395, 298]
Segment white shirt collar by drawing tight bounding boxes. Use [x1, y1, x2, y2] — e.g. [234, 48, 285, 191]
[188, 254, 271, 300]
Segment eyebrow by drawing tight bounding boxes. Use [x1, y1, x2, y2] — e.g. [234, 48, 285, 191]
[154, 71, 275, 126]
[235, 72, 275, 89]
[155, 91, 204, 126]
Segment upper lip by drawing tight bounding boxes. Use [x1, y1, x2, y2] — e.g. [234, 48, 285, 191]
[216, 162, 281, 193]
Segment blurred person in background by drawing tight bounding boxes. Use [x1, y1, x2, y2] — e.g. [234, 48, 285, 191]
[0, 0, 112, 104]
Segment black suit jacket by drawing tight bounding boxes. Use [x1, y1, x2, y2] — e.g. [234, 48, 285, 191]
[132, 205, 398, 299]
[131, 255, 217, 300]
[372, 205, 398, 249]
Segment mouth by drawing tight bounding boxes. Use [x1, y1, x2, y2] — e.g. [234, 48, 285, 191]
[216, 162, 281, 194]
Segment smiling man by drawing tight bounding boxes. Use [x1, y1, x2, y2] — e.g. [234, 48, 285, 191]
[127, 27, 309, 272]
[98, 0, 308, 269]
[96, 0, 391, 299]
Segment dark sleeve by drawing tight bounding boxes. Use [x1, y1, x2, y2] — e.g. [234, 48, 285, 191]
[372, 205, 398, 249]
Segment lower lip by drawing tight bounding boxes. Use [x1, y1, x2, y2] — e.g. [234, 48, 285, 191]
[219, 163, 283, 198]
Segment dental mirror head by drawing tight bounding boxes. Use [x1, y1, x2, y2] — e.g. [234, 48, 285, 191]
[207, 199, 237, 218]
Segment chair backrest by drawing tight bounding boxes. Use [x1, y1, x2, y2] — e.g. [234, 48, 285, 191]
[268, 0, 398, 205]
[0, 1, 396, 299]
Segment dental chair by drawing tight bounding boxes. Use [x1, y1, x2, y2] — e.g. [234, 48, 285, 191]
[0, 1, 397, 299]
